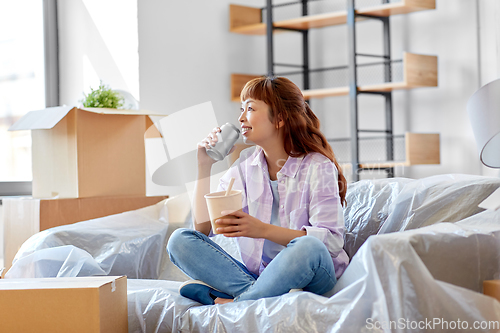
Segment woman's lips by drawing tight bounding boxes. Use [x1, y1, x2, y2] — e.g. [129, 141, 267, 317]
[242, 127, 251, 135]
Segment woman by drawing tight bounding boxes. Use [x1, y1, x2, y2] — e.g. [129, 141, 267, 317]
[167, 76, 349, 305]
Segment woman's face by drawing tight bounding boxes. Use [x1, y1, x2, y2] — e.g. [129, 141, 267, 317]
[239, 98, 279, 146]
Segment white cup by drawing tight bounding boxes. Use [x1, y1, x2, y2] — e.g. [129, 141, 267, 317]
[204, 190, 242, 234]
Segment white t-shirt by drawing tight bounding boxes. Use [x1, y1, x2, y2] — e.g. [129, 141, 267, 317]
[262, 179, 285, 265]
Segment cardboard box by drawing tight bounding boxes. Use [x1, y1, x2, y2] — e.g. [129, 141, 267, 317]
[0, 276, 127, 333]
[3, 195, 167, 273]
[483, 280, 500, 302]
[9, 106, 163, 199]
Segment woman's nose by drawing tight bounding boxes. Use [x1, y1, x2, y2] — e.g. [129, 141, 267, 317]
[238, 110, 246, 122]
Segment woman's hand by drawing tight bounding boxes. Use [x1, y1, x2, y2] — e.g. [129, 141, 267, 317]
[197, 127, 221, 167]
[217, 210, 307, 245]
[197, 127, 237, 168]
[215, 210, 269, 239]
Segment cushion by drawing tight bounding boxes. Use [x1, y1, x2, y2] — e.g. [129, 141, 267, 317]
[379, 174, 500, 234]
[343, 177, 412, 259]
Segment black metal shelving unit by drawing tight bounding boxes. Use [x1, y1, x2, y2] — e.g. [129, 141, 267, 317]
[264, 0, 311, 91]
[347, 0, 394, 180]
[261, 0, 398, 181]
[227, 0, 439, 179]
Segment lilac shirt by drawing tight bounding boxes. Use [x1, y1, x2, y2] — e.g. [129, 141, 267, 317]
[217, 146, 349, 278]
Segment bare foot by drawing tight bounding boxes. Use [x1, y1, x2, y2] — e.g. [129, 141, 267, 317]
[214, 297, 234, 305]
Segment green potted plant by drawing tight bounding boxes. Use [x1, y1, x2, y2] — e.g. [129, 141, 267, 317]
[80, 81, 124, 109]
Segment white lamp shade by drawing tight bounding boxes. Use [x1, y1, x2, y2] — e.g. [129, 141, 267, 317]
[467, 78, 500, 168]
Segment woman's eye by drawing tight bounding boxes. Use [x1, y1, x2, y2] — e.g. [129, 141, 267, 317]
[248, 107, 253, 111]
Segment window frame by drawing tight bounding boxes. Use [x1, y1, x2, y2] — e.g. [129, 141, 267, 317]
[0, 0, 59, 199]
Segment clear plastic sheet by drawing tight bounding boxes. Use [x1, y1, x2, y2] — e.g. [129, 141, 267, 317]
[343, 177, 412, 259]
[127, 280, 192, 333]
[7, 175, 500, 332]
[6, 200, 171, 279]
[344, 174, 500, 258]
[128, 210, 500, 333]
[378, 174, 500, 234]
[5, 245, 107, 278]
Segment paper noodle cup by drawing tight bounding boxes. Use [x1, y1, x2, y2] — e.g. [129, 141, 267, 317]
[204, 190, 242, 234]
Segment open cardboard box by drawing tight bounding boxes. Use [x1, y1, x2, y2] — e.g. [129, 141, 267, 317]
[9, 106, 164, 199]
[0, 276, 127, 333]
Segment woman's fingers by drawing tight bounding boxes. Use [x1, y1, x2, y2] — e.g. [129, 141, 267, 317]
[216, 225, 240, 233]
[216, 217, 240, 229]
[215, 219, 239, 233]
[200, 126, 221, 147]
[217, 224, 248, 237]
[221, 210, 244, 217]
[208, 134, 215, 145]
[215, 214, 248, 236]
[215, 217, 240, 225]
[196, 127, 222, 165]
[197, 138, 212, 149]
[205, 127, 221, 147]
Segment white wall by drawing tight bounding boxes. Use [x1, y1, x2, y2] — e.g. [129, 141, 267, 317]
[137, 0, 268, 195]
[58, 0, 500, 182]
[394, 1, 482, 179]
[137, 0, 265, 123]
[58, 0, 139, 104]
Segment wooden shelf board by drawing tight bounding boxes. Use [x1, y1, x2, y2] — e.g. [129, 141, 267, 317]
[342, 158, 434, 170]
[275, 11, 350, 31]
[359, 81, 409, 92]
[340, 162, 408, 172]
[359, 161, 409, 169]
[406, 132, 440, 165]
[230, 0, 435, 35]
[231, 73, 262, 102]
[231, 23, 266, 35]
[231, 52, 438, 100]
[302, 86, 350, 99]
[301, 81, 421, 99]
[358, 0, 435, 17]
[338, 131, 440, 169]
[229, 4, 265, 35]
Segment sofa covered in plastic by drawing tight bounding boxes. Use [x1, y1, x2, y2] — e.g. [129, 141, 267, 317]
[6, 174, 500, 332]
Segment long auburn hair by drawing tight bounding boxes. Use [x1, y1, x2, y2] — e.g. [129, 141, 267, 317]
[241, 76, 347, 205]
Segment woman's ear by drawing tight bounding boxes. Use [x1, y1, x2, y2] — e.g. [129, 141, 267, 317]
[276, 114, 285, 129]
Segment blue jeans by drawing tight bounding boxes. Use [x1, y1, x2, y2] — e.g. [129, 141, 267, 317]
[167, 228, 337, 302]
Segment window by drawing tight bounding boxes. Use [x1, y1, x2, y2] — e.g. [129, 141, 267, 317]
[0, 1, 45, 184]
